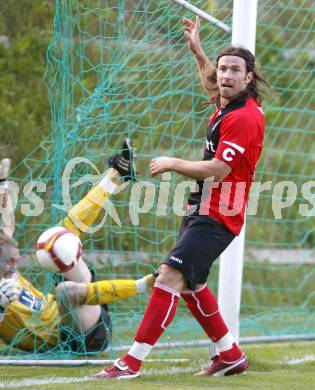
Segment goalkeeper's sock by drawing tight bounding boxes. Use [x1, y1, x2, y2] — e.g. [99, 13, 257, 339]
[181, 284, 242, 362]
[84, 279, 139, 305]
[122, 283, 180, 372]
[135, 273, 156, 293]
[61, 169, 118, 236]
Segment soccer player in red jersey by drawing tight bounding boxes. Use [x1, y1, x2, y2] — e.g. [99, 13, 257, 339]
[97, 17, 270, 379]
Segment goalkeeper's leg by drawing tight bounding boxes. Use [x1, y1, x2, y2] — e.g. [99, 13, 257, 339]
[83, 273, 157, 305]
[59, 168, 119, 237]
[55, 273, 156, 332]
[57, 167, 119, 282]
[57, 139, 137, 282]
[59, 138, 137, 237]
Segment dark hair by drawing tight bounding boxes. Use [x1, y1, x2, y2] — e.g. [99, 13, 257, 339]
[207, 45, 271, 105]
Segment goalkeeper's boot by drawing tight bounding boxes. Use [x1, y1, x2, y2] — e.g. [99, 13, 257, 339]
[194, 354, 248, 376]
[0, 159, 11, 184]
[107, 138, 137, 181]
[95, 358, 140, 380]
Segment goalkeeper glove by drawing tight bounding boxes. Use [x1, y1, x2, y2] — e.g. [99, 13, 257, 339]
[0, 277, 21, 312]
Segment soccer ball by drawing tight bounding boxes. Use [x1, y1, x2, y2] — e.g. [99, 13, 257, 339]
[36, 226, 82, 273]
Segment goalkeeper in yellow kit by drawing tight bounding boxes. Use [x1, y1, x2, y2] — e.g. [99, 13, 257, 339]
[0, 141, 156, 353]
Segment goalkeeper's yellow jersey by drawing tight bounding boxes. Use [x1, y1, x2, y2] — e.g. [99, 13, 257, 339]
[0, 272, 60, 351]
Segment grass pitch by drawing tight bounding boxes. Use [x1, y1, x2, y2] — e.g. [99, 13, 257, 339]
[1, 341, 315, 389]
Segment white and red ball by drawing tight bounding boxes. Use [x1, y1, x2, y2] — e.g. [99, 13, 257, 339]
[36, 227, 82, 273]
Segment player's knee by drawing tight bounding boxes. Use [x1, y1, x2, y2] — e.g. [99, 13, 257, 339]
[55, 281, 81, 304]
[156, 264, 185, 291]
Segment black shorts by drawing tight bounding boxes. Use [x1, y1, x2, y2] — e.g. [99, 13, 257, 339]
[60, 305, 112, 354]
[164, 215, 235, 290]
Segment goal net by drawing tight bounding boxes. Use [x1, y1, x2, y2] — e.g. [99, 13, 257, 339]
[3, 0, 314, 359]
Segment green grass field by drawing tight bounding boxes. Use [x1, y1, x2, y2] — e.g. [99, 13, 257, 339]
[1, 341, 315, 389]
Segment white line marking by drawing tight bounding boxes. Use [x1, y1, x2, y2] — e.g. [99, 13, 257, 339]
[0, 376, 92, 388]
[0, 366, 198, 388]
[285, 355, 315, 365]
[0, 358, 189, 366]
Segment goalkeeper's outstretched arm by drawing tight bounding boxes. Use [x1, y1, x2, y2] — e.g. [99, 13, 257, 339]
[183, 16, 218, 103]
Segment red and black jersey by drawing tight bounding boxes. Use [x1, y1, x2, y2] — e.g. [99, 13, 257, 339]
[187, 95, 265, 235]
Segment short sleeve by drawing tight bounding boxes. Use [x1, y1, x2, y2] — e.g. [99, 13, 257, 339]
[215, 112, 256, 169]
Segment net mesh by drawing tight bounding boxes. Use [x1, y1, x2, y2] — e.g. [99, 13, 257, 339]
[2, 0, 314, 358]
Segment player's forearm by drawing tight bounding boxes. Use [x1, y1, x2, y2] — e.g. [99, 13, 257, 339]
[170, 158, 225, 182]
[193, 49, 217, 97]
[183, 17, 217, 98]
[193, 46, 213, 73]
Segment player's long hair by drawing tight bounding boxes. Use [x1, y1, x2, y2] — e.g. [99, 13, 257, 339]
[206, 45, 272, 106]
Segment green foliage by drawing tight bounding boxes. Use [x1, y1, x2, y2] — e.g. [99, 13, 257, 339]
[0, 0, 54, 162]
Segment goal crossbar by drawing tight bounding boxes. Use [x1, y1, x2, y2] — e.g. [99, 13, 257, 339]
[172, 0, 231, 33]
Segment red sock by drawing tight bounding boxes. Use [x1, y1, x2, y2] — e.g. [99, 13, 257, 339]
[123, 284, 179, 372]
[122, 354, 142, 373]
[181, 285, 228, 341]
[181, 285, 242, 361]
[220, 343, 242, 362]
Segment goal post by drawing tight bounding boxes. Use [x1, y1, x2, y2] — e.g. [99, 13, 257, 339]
[218, 0, 258, 343]
[172, 0, 231, 33]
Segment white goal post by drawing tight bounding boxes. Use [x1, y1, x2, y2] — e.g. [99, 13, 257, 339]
[218, 0, 258, 343]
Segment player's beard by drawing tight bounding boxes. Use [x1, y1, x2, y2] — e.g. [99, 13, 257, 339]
[219, 86, 247, 103]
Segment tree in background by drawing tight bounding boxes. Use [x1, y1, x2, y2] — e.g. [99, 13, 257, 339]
[0, 0, 54, 163]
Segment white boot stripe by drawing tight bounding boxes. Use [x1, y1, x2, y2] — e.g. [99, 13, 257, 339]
[212, 357, 246, 377]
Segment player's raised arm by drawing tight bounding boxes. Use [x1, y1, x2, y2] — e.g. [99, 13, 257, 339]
[183, 16, 218, 102]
